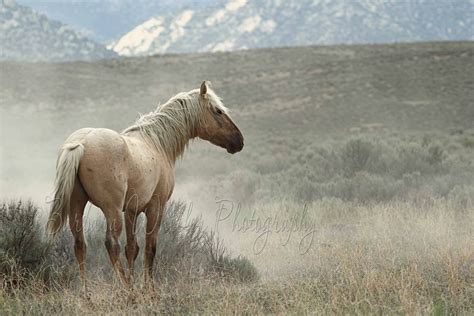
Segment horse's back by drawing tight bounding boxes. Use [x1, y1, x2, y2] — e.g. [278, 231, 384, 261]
[63, 128, 94, 147]
[72, 128, 168, 212]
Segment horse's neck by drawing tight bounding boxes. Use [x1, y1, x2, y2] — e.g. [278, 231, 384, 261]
[145, 115, 196, 163]
[123, 94, 202, 163]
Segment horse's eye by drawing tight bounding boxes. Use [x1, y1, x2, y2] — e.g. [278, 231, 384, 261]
[216, 108, 223, 115]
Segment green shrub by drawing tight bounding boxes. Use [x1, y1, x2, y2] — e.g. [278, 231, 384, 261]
[460, 136, 474, 148]
[340, 138, 377, 176]
[0, 201, 48, 276]
[213, 254, 259, 283]
[427, 144, 445, 166]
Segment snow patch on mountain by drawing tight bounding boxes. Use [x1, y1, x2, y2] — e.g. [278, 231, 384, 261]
[111, 10, 195, 56]
[112, 17, 164, 55]
[238, 15, 261, 33]
[206, 9, 226, 27]
[175, 10, 194, 27]
[170, 10, 193, 41]
[211, 39, 235, 52]
[206, 0, 247, 27]
[225, 0, 248, 12]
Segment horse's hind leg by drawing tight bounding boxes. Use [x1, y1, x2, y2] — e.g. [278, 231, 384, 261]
[103, 206, 128, 284]
[69, 178, 89, 291]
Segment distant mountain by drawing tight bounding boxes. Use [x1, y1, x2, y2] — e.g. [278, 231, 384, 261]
[16, 0, 216, 43]
[0, 0, 116, 61]
[109, 0, 474, 56]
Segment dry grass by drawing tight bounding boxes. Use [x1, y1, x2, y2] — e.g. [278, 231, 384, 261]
[1, 198, 472, 314]
[1, 42, 473, 314]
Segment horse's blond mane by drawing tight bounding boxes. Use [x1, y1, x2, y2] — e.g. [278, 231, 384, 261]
[122, 88, 227, 162]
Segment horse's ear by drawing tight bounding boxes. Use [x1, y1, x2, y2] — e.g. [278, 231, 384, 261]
[200, 81, 208, 96]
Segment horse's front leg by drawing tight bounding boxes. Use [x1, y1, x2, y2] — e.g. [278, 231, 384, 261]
[144, 201, 165, 285]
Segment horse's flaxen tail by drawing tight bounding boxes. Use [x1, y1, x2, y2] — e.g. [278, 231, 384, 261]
[46, 142, 85, 238]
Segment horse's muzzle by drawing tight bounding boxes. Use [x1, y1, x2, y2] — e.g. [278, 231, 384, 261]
[226, 133, 244, 154]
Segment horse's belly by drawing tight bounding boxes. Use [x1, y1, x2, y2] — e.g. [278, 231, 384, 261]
[123, 166, 174, 213]
[123, 184, 156, 212]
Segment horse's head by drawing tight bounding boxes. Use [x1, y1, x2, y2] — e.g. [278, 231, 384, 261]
[196, 81, 244, 154]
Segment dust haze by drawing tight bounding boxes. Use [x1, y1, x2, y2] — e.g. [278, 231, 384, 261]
[1, 42, 473, 313]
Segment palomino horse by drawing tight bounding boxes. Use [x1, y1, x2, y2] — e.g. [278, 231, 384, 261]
[46, 81, 243, 286]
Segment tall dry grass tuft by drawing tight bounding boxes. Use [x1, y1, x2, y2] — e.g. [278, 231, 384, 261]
[1, 198, 472, 314]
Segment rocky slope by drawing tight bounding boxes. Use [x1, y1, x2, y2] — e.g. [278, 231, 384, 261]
[0, 0, 115, 61]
